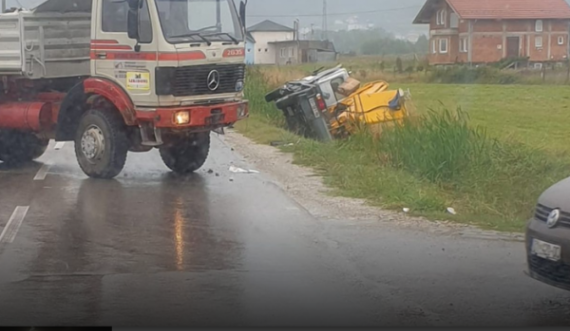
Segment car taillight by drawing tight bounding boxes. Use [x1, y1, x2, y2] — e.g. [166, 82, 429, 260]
[316, 94, 326, 110]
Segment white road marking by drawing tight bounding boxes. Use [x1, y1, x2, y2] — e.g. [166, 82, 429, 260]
[0, 206, 30, 244]
[54, 142, 65, 150]
[33, 162, 53, 181]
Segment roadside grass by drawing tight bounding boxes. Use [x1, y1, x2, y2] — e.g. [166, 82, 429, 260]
[236, 67, 570, 233]
[393, 83, 570, 159]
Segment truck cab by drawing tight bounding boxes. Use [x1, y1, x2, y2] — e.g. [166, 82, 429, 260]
[0, 0, 249, 179]
[92, 0, 247, 109]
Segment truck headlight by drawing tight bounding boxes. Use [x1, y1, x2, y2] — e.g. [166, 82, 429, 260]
[174, 111, 190, 125]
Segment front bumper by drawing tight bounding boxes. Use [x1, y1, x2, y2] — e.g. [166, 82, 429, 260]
[135, 101, 248, 129]
[525, 218, 570, 292]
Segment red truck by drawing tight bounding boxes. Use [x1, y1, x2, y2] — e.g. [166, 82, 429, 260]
[0, 0, 249, 179]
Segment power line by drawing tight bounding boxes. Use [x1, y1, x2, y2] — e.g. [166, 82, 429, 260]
[246, 5, 419, 18]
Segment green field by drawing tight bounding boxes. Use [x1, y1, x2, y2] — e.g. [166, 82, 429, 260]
[395, 83, 570, 158]
[236, 67, 570, 233]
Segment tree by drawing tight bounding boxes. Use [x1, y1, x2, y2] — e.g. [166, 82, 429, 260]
[396, 57, 403, 74]
[327, 28, 420, 56]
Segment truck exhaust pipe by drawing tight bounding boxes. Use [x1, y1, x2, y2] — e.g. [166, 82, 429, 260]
[0, 102, 53, 132]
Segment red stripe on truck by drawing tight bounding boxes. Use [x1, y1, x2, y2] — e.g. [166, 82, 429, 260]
[89, 50, 206, 61]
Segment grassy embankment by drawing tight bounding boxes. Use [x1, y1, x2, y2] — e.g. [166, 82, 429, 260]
[235, 65, 570, 233]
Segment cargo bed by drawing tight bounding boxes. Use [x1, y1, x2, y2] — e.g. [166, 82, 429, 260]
[0, 8, 91, 79]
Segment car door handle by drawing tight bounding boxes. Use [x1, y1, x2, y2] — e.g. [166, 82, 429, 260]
[95, 51, 107, 59]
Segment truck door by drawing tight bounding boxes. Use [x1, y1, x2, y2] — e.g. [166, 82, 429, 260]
[93, 0, 158, 106]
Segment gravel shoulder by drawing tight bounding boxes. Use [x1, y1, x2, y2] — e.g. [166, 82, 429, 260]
[219, 130, 525, 242]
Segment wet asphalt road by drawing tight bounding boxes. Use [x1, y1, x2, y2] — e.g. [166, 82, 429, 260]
[0, 134, 569, 327]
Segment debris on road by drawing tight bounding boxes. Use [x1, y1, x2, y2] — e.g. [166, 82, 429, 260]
[207, 169, 214, 174]
[270, 141, 283, 146]
[270, 141, 295, 147]
[229, 165, 259, 174]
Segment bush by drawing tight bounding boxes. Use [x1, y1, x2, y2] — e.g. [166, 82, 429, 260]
[376, 107, 570, 225]
[244, 67, 284, 126]
[378, 107, 493, 184]
[426, 66, 520, 84]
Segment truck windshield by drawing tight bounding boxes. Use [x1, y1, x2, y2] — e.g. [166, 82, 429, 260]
[155, 0, 244, 44]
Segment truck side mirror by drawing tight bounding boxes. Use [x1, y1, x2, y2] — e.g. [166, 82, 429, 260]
[127, 0, 140, 41]
[239, 1, 246, 30]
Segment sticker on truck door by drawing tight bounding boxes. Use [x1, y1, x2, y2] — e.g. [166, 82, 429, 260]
[126, 72, 150, 91]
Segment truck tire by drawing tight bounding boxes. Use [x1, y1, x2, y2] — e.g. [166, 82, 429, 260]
[159, 132, 210, 175]
[74, 109, 129, 179]
[0, 131, 49, 164]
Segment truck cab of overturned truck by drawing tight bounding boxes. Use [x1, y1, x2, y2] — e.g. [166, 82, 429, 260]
[0, 0, 249, 179]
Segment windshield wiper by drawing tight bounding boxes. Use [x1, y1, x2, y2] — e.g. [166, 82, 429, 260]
[169, 33, 212, 46]
[204, 32, 240, 45]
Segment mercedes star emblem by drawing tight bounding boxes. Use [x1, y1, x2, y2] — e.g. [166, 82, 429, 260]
[546, 209, 561, 228]
[207, 70, 220, 91]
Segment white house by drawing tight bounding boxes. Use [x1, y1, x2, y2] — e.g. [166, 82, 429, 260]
[247, 20, 295, 64]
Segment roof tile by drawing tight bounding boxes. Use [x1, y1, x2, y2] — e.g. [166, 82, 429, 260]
[447, 0, 570, 19]
[248, 20, 294, 32]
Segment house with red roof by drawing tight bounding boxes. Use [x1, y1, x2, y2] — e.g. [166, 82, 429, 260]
[413, 0, 570, 65]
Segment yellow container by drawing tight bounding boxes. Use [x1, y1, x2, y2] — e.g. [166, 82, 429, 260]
[327, 81, 410, 138]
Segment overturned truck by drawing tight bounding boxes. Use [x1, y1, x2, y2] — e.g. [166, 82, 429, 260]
[265, 65, 411, 142]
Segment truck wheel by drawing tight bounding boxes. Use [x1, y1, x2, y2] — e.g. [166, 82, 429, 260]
[74, 109, 129, 179]
[159, 132, 210, 175]
[0, 131, 49, 164]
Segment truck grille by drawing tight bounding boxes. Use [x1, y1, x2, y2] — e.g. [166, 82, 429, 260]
[528, 255, 570, 287]
[534, 204, 570, 227]
[172, 64, 245, 97]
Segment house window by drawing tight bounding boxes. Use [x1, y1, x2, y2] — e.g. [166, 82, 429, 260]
[432, 39, 437, 54]
[288, 47, 295, 57]
[265, 48, 268, 52]
[558, 36, 565, 45]
[535, 36, 543, 48]
[459, 37, 468, 52]
[450, 12, 459, 28]
[436, 9, 447, 26]
[439, 38, 448, 53]
[535, 20, 543, 32]
[280, 48, 287, 58]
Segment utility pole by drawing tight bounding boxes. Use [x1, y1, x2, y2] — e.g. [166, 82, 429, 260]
[321, 0, 328, 41]
[1, 0, 6, 13]
[311, 23, 314, 40]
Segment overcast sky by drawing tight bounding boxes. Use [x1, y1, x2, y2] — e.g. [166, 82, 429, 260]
[10, 0, 570, 36]
[245, 0, 426, 35]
